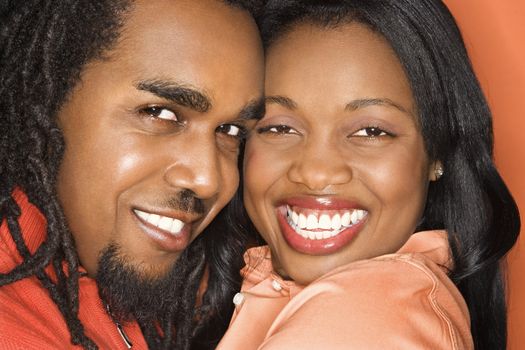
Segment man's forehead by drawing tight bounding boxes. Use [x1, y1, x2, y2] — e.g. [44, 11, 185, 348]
[127, 0, 253, 35]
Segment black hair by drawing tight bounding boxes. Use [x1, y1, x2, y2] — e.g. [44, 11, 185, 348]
[249, 1, 520, 349]
[0, 0, 262, 349]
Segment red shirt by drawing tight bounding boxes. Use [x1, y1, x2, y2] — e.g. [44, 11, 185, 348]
[0, 190, 148, 349]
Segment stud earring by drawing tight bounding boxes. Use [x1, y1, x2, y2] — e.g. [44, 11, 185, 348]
[435, 166, 444, 180]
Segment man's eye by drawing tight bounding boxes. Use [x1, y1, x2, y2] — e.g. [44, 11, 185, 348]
[217, 124, 246, 138]
[257, 124, 298, 135]
[141, 106, 178, 122]
[352, 127, 389, 137]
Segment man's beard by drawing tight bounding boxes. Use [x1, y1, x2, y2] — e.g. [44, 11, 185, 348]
[96, 190, 205, 324]
[95, 243, 196, 324]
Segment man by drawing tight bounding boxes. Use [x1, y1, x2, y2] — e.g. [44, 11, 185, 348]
[0, 0, 263, 348]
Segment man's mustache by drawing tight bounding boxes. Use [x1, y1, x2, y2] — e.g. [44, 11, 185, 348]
[157, 190, 205, 215]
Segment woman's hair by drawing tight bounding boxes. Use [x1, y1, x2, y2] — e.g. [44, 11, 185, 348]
[252, 1, 520, 349]
[0, 0, 261, 349]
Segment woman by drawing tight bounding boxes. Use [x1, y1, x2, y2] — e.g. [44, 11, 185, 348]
[218, 0, 520, 349]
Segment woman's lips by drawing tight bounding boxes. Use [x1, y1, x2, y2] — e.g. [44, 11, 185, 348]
[276, 197, 368, 255]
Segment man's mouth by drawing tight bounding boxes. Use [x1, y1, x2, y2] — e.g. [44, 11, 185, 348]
[132, 208, 194, 252]
[134, 209, 185, 235]
[284, 205, 367, 240]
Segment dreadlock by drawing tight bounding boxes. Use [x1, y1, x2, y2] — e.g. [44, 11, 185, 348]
[0, 0, 262, 349]
[0, 1, 131, 348]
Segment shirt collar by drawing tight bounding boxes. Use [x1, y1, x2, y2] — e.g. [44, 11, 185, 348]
[241, 230, 452, 288]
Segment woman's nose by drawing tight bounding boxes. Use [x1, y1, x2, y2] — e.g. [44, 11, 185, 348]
[287, 142, 352, 191]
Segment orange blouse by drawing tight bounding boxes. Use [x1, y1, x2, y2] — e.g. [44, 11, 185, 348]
[218, 231, 473, 349]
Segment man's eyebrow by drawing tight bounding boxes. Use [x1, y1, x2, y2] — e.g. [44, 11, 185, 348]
[265, 95, 298, 110]
[136, 79, 212, 113]
[345, 98, 413, 116]
[238, 98, 265, 121]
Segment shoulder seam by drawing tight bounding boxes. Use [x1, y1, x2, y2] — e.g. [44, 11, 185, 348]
[393, 256, 459, 350]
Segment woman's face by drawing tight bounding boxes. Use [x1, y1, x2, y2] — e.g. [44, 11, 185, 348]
[244, 23, 437, 285]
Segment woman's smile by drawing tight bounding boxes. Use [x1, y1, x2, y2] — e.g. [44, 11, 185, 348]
[275, 197, 368, 255]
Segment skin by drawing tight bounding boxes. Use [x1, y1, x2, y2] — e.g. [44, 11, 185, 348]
[244, 23, 439, 285]
[56, 0, 263, 278]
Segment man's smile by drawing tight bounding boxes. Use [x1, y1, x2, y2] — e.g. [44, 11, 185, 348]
[132, 208, 200, 252]
[134, 209, 188, 235]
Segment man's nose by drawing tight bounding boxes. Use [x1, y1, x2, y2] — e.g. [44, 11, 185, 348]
[287, 141, 352, 191]
[163, 135, 221, 200]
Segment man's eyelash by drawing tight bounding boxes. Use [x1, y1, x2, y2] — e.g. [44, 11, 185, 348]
[138, 105, 177, 118]
[217, 123, 249, 139]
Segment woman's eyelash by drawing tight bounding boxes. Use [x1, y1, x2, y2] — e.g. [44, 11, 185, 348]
[351, 126, 394, 138]
[256, 124, 297, 134]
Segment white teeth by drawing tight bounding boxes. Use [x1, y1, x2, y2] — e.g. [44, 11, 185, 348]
[318, 214, 331, 229]
[148, 214, 160, 226]
[136, 210, 149, 221]
[291, 211, 299, 226]
[298, 214, 307, 229]
[306, 214, 318, 230]
[341, 212, 351, 226]
[331, 214, 341, 230]
[170, 219, 184, 234]
[134, 209, 185, 235]
[350, 210, 358, 224]
[158, 216, 172, 231]
[285, 206, 368, 241]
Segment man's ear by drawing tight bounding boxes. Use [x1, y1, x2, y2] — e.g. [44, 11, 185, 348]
[429, 160, 444, 182]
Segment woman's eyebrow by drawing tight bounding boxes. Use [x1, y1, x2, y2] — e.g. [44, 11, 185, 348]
[265, 95, 298, 110]
[345, 98, 413, 117]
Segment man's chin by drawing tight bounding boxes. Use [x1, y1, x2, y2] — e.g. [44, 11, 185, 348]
[95, 243, 187, 323]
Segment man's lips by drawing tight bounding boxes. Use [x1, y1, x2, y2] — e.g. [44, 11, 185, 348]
[134, 209, 187, 235]
[132, 208, 198, 252]
[276, 197, 368, 255]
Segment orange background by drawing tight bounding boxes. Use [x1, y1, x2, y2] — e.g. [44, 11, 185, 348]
[443, 1, 525, 348]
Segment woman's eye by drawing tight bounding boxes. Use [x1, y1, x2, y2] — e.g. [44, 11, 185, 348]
[257, 124, 298, 135]
[141, 106, 178, 122]
[352, 127, 388, 138]
[217, 124, 246, 138]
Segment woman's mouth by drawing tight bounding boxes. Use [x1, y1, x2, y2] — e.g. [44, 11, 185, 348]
[285, 205, 367, 240]
[276, 199, 368, 255]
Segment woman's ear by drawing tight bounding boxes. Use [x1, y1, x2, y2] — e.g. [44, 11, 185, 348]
[429, 160, 444, 182]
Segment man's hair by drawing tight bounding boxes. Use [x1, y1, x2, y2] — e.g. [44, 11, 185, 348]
[230, 1, 518, 350]
[0, 1, 262, 349]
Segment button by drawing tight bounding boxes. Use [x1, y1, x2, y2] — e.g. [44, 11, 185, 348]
[233, 292, 245, 306]
[271, 279, 282, 292]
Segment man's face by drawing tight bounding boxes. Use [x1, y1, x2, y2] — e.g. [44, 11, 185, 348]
[56, 0, 264, 278]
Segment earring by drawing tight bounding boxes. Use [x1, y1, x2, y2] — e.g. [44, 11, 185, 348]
[435, 166, 444, 180]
